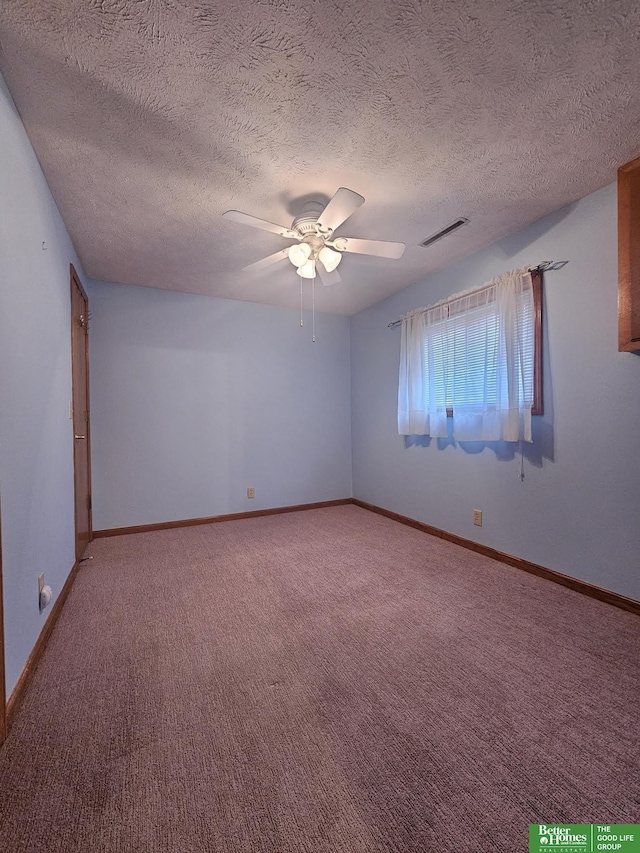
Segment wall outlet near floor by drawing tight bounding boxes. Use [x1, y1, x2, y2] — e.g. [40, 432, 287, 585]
[247, 488, 255, 499]
[473, 509, 483, 527]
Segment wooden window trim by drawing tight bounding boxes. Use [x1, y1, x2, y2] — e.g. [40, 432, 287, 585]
[531, 267, 543, 416]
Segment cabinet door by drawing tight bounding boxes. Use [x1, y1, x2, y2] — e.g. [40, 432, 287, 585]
[618, 157, 640, 352]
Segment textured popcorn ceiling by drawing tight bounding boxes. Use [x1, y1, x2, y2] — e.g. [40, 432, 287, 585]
[1, 1, 640, 315]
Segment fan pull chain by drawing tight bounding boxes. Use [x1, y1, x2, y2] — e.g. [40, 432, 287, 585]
[312, 266, 316, 342]
[519, 439, 525, 481]
[300, 274, 304, 327]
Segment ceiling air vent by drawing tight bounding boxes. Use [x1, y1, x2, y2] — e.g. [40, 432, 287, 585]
[420, 217, 469, 248]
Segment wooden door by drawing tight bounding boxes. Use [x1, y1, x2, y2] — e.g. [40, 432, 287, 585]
[70, 265, 92, 560]
[0, 498, 6, 746]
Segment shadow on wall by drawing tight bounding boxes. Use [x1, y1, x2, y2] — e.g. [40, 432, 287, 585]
[494, 204, 577, 260]
[404, 415, 553, 467]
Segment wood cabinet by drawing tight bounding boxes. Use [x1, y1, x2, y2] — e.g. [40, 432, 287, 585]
[618, 157, 640, 352]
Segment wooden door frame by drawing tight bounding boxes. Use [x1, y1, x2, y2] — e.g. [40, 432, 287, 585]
[0, 497, 6, 745]
[70, 264, 93, 556]
[0, 268, 92, 747]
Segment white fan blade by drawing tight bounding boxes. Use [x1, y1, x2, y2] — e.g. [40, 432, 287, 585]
[242, 248, 290, 272]
[223, 210, 296, 239]
[317, 188, 365, 233]
[333, 237, 405, 259]
[316, 263, 342, 287]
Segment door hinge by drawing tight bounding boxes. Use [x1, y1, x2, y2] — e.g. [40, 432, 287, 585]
[86, 495, 92, 511]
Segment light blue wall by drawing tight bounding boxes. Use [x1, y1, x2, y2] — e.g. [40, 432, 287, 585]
[85, 281, 352, 529]
[0, 74, 85, 694]
[351, 183, 640, 601]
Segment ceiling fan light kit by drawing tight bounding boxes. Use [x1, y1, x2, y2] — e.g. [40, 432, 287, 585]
[297, 260, 316, 279]
[288, 242, 311, 267]
[318, 246, 341, 272]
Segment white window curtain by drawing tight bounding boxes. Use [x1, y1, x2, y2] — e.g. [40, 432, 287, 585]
[398, 268, 535, 442]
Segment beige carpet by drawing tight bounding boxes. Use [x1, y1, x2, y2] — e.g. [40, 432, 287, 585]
[0, 505, 638, 852]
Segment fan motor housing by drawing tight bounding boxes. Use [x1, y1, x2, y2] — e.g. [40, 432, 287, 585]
[291, 200, 324, 237]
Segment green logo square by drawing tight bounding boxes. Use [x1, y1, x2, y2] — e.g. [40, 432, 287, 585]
[529, 825, 640, 853]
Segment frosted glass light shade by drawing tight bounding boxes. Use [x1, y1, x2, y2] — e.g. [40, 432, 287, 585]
[288, 242, 311, 267]
[296, 259, 316, 279]
[318, 246, 342, 272]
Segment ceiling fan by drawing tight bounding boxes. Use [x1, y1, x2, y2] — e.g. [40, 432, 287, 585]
[222, 187, 405, 286]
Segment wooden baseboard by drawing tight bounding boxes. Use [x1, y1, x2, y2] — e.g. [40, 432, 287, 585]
[6, 557, 82, 731]
[352, 499, 640, 616]
[93, 498, 353, 538]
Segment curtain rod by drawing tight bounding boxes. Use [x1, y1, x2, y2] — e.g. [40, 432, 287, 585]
[386, 261, 568, 328]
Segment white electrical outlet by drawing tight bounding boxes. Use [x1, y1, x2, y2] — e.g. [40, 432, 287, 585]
[473, 509, 483, 527]
[247, 488, 255, 499]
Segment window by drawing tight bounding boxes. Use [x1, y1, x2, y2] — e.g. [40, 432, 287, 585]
[398, 268, 542, 441]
